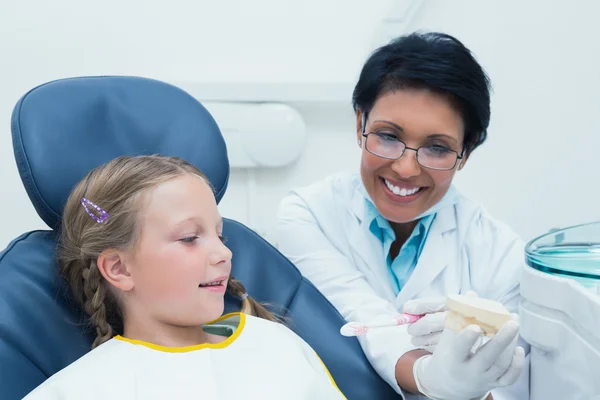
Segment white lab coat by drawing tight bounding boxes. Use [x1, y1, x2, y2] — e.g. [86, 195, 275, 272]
[275, 173, 530, 400]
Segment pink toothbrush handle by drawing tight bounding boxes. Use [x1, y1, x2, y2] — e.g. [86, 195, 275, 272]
[340, 313, 425, 337]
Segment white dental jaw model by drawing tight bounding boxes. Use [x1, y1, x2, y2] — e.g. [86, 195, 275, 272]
[445, 294, 512, 337]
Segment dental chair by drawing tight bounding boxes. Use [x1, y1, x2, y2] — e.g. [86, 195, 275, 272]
[0, 76, 398, 400]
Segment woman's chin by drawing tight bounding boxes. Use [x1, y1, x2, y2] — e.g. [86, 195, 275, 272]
[389, 216, 422, 224]
[378, 209, 423, 224]
[373, 200, 419, 223]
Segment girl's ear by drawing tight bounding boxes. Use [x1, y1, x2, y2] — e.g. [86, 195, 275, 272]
[97, 250, 134, 291]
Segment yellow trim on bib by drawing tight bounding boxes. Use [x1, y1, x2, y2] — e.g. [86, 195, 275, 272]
[315, 353, 347, 399]
[114, 312, 245, 353]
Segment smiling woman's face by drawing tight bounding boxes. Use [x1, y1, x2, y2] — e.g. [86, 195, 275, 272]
[357, 88, 467, 223]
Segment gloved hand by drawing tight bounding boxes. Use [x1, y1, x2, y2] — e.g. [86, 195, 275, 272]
[412, 317, 525, 400]
[403, 291, 478, 352]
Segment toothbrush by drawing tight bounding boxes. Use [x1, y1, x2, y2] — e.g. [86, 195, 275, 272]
[340, 313, 425, 337]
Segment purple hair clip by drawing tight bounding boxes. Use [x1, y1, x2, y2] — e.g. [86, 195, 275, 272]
[81, 197, 109, 224]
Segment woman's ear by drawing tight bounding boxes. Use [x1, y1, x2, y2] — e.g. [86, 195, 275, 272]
[97, 250, 134, 292]
[355, 110, 364, 148]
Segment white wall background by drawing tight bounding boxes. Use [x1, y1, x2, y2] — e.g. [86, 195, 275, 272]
[0, 0, 599, 249]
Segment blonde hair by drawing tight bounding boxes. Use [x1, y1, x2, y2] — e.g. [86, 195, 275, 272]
[58, 154, 277, 349]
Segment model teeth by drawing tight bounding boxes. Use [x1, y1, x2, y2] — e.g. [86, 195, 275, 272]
[384, 179, 421, 197]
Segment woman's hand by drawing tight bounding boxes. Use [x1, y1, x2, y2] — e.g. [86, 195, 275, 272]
[412, 318, 524, 400]
[403, 291, 478, 352]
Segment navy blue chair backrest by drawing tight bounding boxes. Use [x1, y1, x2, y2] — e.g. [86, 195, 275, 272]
[0, 76, 398, 399]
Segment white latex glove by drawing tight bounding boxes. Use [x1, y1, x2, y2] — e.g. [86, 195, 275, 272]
[413, 317, 525, 400]
[404, 291, 478, 352]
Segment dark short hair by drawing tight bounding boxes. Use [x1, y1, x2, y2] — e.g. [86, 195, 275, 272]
[352, 31, 491, 153]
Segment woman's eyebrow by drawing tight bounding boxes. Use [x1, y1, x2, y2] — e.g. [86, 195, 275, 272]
[373, 120, 404, 131]
[427, 133, 459, 144]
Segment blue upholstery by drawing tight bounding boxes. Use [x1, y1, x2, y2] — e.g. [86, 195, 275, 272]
[0, 76, 399, 399]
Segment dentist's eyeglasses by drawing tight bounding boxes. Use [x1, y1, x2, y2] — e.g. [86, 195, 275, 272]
[361, 131, 464, 171]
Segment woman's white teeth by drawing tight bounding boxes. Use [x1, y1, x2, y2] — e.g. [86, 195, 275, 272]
[384, 179, 420, 197]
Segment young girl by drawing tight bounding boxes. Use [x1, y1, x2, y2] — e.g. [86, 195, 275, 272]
[24, 155, 346, 400]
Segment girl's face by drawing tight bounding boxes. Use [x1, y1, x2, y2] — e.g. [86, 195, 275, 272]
[118, 174, 232, 329]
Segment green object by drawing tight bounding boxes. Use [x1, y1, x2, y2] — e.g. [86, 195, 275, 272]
[526, 222, 600, 289]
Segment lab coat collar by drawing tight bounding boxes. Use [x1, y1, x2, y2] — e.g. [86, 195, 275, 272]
[396, 207, 457, 304]
[351, 185, 367, 223]
[348, 185, 397, 301]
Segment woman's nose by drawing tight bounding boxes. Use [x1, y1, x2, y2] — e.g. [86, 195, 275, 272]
[391, 149, 421, 178]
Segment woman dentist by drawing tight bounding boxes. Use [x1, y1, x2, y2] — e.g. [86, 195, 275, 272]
[275, 32, 528, 400]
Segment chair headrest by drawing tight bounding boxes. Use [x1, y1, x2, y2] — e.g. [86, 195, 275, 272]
[11, 76, 230, 229]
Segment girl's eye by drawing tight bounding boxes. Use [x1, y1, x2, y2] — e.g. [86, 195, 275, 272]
[180, 236, 198, 244]
[219, 236, 228, 244]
